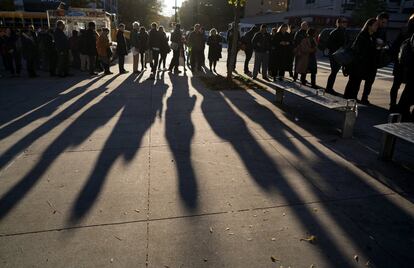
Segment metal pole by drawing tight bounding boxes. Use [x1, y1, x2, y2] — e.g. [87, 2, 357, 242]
[175, 0, 178, 23]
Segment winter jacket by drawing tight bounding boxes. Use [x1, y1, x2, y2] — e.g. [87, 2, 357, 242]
[54, 28, 69, 52]
[84, 28, 97, 56]
[116, 30, 128, 56]
[97, 34, 110, 57]
[327, 27, 347, 54]
[252, 31, 271, 53]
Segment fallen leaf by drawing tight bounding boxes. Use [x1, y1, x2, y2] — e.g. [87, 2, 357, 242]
[282, 213, 286, 216]
[209, 227, 214, 233]
[247, 238, 253, 241]
[354, 255, 359, 262]
[310, 265, 315, 268]
[271, 238, 276, 241]
[135, 209, 140, 213]
[114, 236, 122, 241]
[228, 232, 234, 235]
[249, 225, 253, 228]
[110, 258, 114, 263]
[203, 258, 208, 262]
[300, 235, 317, 244]
[253, 215, 257, 217]
[270, 256, 279, 262]
[225, 227, 230, 231]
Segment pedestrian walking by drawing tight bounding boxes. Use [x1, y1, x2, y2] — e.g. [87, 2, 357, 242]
[168, 24, 183, 73]
[85, 22, 98, 75]
[69, 30, 80, 69]
[207, 28, 222, 73]
[293, 21, 309, 81]
[97, 28, 112, 75]
[188, 24, 205, 72]
[117, 23, 129, 74]
[21, 28, 37, 78]
[274, 24, 293, 80]
[54, 20, 70, 77]
[148, 22, 162, 78]
[158, 26, 170, 70]
[326, 17, 349, 94]
[343, 18, 379, 102]
[389, 14, 414, 111]
[138, 26, 149, 71]
[252, 24, 271, 80]
[130, 21, 140, 73]
[240, 26, 258, 75]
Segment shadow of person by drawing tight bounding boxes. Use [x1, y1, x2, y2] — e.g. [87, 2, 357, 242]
[166, 73, 198, 210]
[69, 68, 169, 223]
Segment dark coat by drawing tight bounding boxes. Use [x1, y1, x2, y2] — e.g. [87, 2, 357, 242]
[227, 28, 239, 50]
[159, 32, 170, 55]
[130, 29, 139, 48]
[79, 32, 87, 54]
[148, 29, 162, 50]
[349, 30, 377, 79]
[391, 29, 414, 76]
[327, 27, 347, 54]
[21, 33, 37, 60]
[188, 30, 205, 51]
[84, 28, 97, 56]
[116, 30, 128, 56]
[54, 28, 69, 52]
[252, 31, 271, 53]
[207, 34, 222, 61]
[274, 32, 293, 72]
[295, 37, 316, 74]
[241, 28, 257, 51]
[293, 29, 307, 47]
[138, 31, 149, 52]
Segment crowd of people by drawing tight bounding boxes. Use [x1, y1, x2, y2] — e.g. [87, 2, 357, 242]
[0, 12, 413, 120]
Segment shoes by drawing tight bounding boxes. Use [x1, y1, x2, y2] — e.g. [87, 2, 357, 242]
[263, 76, 270, 81]
[89, 72, 98, 76]
[133, 70, 140, 74]
[326, 89, 338, 96]
[120, 70, 129, 74]
[104, 71, 113, 75]
[252, 76, 258, 80]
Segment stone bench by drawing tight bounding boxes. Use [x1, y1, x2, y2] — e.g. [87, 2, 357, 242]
[374, 113, 414, 161]
[273, 80, 358, 138]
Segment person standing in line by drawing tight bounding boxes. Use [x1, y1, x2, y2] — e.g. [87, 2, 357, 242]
[252, 24, 271, 80]
[360, 12, 389, 105]
[293, 21, 309, 81]
[343, 18, 379, 101]
[148, 22, 162, 78]
[37, 26, 50, 71]
[21, 27, 38, 78]
[226, 23, 239, 71]
[326, 17, 348, 95]
[28, 25, 39, 69]
[116, 23, 129, 74]
[138, 26, 149, 71]
[207, 28, 222, 73]
[69, 30, 80, 69]
[130, 21, 141, 73]
[54, 20, 70, 77]
[168, 24, 183, 73]
[85, 22, 98, 75]
[4, 28, 21, 77]
[274, 24, 293, 80]
[185, 27, 193, 67]
[188, 24, 205, 72]
[269, 27, 279, 80]
[389, 14, 414, 111]
[397, 33, 414, 121]
[45, 28, 57, 76]
[158, 26, 170, 70]
[79, 29, 89, 72]
[241, 26, 258, 75]
[306, 28, 318, 88]
[295, 28, 314, 86]
[97, 27, 112, 75]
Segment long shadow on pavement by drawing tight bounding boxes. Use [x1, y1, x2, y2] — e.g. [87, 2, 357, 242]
[220, 86, 414, 266]
[165, 73, 198, 210]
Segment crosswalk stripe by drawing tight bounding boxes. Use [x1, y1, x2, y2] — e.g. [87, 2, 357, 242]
[317, 64, 394, 79]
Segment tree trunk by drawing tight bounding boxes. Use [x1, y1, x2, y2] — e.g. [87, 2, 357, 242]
[227, 4, 240, 79]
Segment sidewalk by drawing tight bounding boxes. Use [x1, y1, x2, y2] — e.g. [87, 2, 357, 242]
[0, 54, 413, 267]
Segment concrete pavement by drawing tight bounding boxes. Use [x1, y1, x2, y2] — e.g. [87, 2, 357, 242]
[0, 53, 413, 267]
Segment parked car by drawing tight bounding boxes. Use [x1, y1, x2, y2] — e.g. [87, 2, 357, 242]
[317, 27, 361, 56]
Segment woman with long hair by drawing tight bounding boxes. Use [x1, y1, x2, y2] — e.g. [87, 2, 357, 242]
[274, 23, 293, 80]
[158, 26, 170, 70]
[207, 28, 222, 73]
[343, 18, 378, 102]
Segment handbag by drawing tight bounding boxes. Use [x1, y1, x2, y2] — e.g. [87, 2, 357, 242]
[332, 47, 354, 66]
